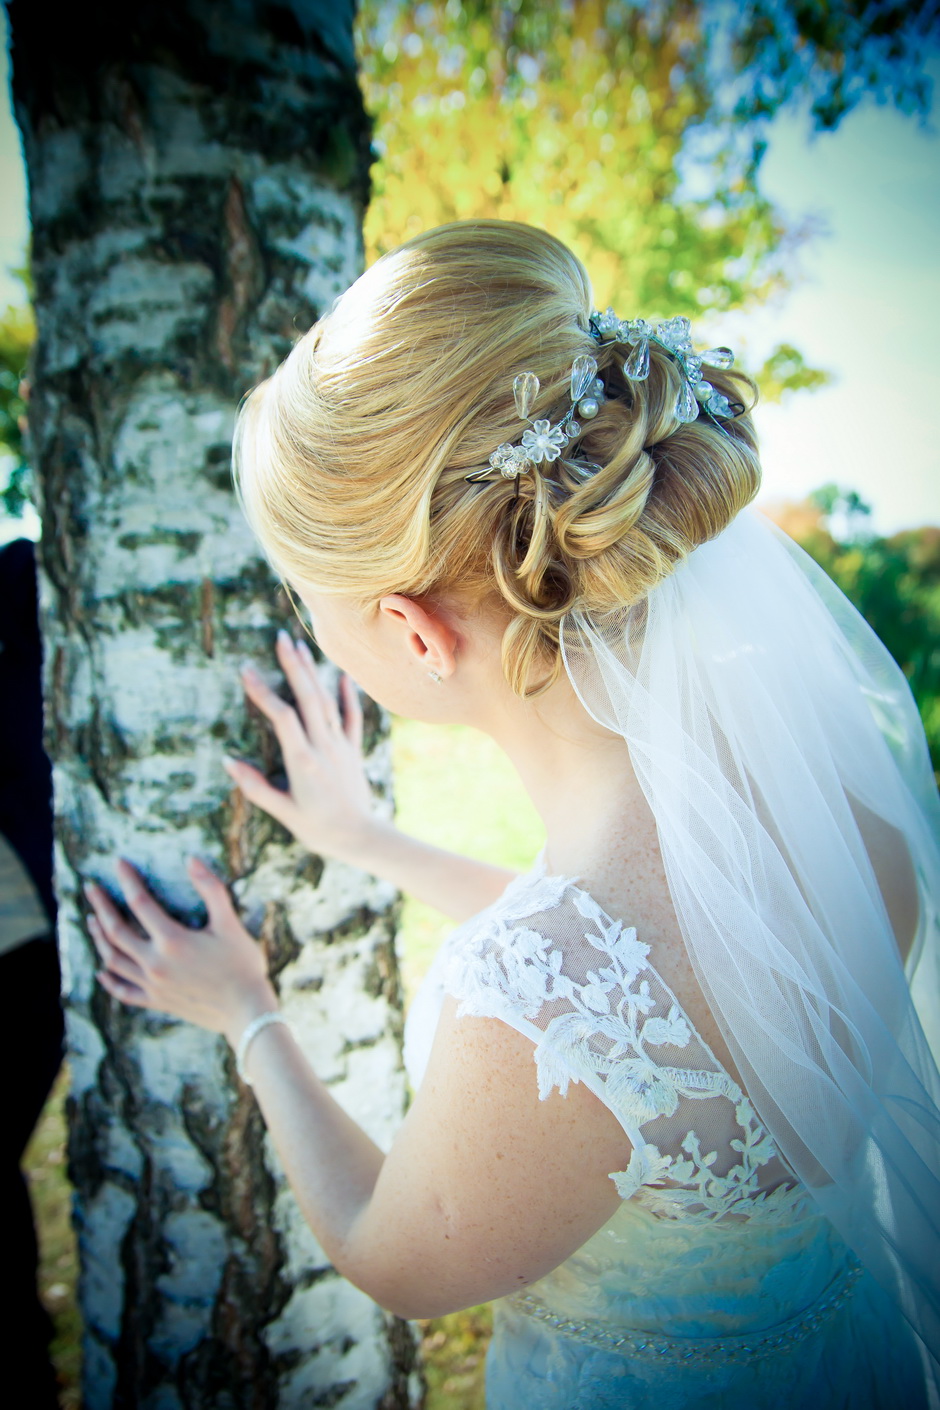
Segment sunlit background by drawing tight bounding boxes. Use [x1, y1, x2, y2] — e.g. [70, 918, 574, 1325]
[2, 12, 938, 539]
[3, 8, 938, 1407]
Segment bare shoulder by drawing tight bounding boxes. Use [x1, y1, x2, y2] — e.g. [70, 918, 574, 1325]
[429, 993, 631, 1164]
[357, 994, 629, 1317]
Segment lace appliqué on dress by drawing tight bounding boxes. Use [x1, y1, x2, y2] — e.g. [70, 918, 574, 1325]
[441, 873, 811, 1224]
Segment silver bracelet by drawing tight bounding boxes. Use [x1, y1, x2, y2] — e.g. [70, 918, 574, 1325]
[235, 1010, 289, 1085]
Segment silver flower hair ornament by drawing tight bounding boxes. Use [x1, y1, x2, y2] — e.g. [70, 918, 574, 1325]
[468, 309, 742, 488]
[467, 354, 605, 485]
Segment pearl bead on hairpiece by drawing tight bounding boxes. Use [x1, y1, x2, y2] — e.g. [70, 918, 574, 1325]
[466, 308, 742, 487]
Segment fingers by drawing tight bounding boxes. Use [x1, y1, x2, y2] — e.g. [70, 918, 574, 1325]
[298, 639, 343, 732]
[240, 662, 315, 764]
[340, 672, 364, 752]
[115, 859, 183, 942]
[88, 914, 146, 986]
[222, 756, 299, 830]
[186, 856, 239, 929]
[85, 876, 155, 1007]
[275, 631, 343, 740]
[97, 969, 149, 1007]
[84, 878, 154, 962]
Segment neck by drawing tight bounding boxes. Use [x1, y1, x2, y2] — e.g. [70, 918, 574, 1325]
[477, 669, 647, 879]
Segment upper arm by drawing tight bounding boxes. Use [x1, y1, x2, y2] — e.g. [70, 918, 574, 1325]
[342, 995, 629, 1319]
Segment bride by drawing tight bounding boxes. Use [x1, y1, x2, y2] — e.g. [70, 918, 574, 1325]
[86, 220, 940, 1407]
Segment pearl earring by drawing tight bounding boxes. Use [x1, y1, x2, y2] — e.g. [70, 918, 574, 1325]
[428, 670, 444, 685]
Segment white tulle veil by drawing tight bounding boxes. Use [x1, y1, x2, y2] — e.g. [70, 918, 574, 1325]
[560, 507, 940, 1385]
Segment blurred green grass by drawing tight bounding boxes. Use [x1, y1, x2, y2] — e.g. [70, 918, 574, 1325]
[23, 1066, 81, 1410]
[26, 716, 544, 1408]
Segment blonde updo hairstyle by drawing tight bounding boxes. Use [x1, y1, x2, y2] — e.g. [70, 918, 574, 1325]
[234, 220, 761, 696]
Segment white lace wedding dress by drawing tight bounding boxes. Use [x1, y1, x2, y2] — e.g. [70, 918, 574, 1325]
[403, 857, 930, 1409]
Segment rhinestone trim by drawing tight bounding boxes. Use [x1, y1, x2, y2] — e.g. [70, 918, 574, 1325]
[509, 1256, 863, 1364]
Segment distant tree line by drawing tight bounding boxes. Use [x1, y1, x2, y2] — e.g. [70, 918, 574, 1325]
[768, 486, 940, 779]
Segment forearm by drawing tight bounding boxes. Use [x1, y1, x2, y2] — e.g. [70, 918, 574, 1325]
[232, 1017, 387, 1282]
[337, 819, 517, 922]
[229, 1012, 452, 1315]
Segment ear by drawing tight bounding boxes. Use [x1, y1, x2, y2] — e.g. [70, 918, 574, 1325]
[377, 595, 460, 680]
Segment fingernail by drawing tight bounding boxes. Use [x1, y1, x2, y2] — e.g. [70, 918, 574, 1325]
[83, 880, 96, 897]
[222, 754, 240, 771]
[189, 856, 208, 874]
[277, 628, 292, 647]
[298, 640, 314, 661]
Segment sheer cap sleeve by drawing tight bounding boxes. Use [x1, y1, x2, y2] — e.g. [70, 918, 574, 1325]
[440, 871, 809, 1223]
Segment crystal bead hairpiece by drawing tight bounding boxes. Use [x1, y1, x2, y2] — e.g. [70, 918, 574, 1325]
[466, 353, 605, 484]
[589, 308, 741, 425]
[467, 308, 742, 487]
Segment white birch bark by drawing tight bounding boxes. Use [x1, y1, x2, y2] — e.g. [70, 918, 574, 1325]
[9, 2, 422, 1404]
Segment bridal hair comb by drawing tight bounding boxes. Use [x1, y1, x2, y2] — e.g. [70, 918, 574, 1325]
[589, 308, 741, 424]
[466, 353, 605, 484]
[467, 308, 742, 486]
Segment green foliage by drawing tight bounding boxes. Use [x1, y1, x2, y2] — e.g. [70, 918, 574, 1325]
[356, 0, 937, 326]
[0, 295, 35, 517]
[784, 488, 940, 777]
[755, 343, 833, 401]
[418, 1302, 490, 1408]
[808, 482, 873, 523]
[356, 0, 793, 314]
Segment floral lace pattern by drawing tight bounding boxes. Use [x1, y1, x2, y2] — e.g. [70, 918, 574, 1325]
[440, 870, 811, 1224]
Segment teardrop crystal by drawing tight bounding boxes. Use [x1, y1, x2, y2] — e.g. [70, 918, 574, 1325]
[513, 371, 540, 419]
[702, 346, 734, 370]
[623, 338, 650, 381]
[675, 378, 699, 424]
[570, 354, 598, 401]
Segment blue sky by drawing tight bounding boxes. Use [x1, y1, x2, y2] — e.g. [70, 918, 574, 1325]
[1, 14, 938, 534]
[715, 75, 940, 534]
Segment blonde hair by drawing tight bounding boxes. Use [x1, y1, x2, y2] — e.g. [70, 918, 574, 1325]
[233, 220, 761, 696]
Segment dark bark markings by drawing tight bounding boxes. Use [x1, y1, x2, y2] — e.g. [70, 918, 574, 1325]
[10, 0, 417, 1404]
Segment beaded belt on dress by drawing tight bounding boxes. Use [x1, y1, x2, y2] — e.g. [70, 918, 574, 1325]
[508, 1256, 864, 1365]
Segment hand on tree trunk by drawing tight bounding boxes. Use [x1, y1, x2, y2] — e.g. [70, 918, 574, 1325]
[223, 630, 379, 865]
[85, 858, 279, 1047]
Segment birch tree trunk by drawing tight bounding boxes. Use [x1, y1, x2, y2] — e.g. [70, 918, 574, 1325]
[8, 3, 421, 1405]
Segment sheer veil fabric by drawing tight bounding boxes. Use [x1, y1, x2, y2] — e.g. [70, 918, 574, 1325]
[559, 508, 940, 1390]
